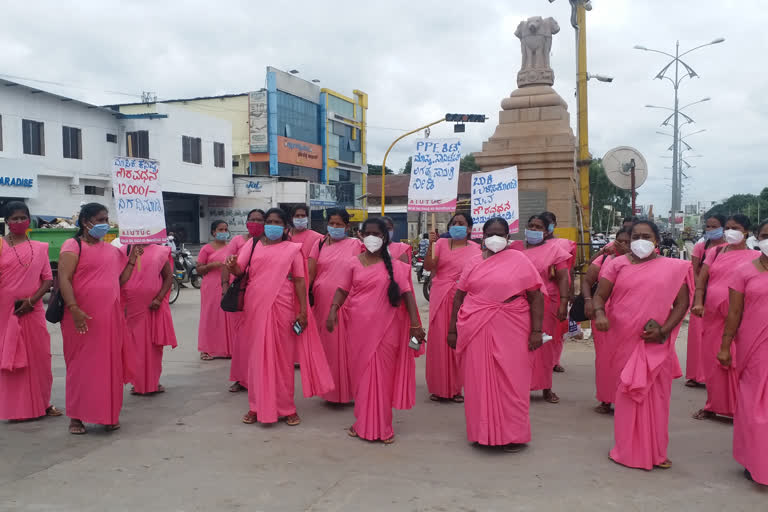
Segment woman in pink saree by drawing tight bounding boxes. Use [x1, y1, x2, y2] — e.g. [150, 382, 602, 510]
[685, 214, 727, 387]
[593, 221, 693, 470]
[511, 215, 571, 404]
[196, 220, 234, 360]
[381, 216, 412, 263]
[582, 227, 631, 414]
[691, 214, 755, 420]
[447, 217, 545, 452]
[223, 209, 265, 392]
[326, 217, 425, 444]
[424, 213, 480, 402]
[58, 203, 136, 434]
[226, 208, 333, 426]
[119, 243, 176, 395]
[718, 220, 768, 485]
[0, 202, 60, 421]
[289, 204, 323, 260]
[308, 208, 362, 404]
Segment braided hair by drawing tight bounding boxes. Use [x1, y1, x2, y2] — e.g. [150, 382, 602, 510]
[76, 202, 108, 238]
[363, 217, 401, 307]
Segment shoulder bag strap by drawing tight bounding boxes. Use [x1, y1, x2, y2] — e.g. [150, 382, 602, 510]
[242, 238, 258, 274]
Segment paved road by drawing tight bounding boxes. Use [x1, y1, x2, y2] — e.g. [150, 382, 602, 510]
[0, 274, 764, 511]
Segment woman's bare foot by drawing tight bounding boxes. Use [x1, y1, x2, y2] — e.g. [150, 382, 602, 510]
[69, 419, 86, 435]
[347, 426, 358, 438]
[46, 405, 63, 417]
[594, 402, 613, 414]
[692, 409, 715, 420]
[543, 389, 560, 404]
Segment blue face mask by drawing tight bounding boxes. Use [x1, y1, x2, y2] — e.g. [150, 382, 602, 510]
[705, 227, 724, 241]
[88, 223, 110, 239]
[525, 229, 545, 245]
[449, 225, 468, 240]
[293, 217, 308, 231]
[265, 224, 284, 241]
[328, 226, 347, 240]
[215, 231, 230, 241]
[548, 223, 555, 234]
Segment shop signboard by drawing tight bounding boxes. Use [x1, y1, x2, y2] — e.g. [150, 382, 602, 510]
[249, 91, 268, 153]
[277, 136, 322, 170]
[111, 157, 167, 243]
[0, 161, 38, 199]
[310, 183, 337, 207]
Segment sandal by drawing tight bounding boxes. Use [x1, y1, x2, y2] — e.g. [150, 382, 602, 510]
[242, 411, 258, 424]
[553, 365, 565, 373]
[382, 436, 395, 445]
[105, 423, 121, 432]
[594, 403, 613, 415]
[69, 420, 86, 435]
[283, 414, 301, 426]
[229, 382, 246, 393]
[543, 390, 560, 404]
[692, 409, 715, 420]
[452, 394, 465, 403]
[46, 405, 63, 417]
[154, 385, 166, 394]
[347, 426, 358, 438]
[655, 459, 672, 469]
[503, 443, 525, 453]
[200, 352, 214, 361]
[685, 379, 702, 388]
[429, 394, 444, 402]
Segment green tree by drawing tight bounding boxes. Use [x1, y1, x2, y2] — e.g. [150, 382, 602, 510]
[401, 157, 412, 174]
[459, 154, 480, 173]
[589, 158, 632, 233]
[368, 164, 394, 175]
[704, 187, 768, 227]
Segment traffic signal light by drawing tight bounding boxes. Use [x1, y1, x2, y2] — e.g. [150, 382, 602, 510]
[445, 114, 486, 123]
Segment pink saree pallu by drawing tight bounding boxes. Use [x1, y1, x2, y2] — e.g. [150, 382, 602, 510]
[701, 248, 756, 416]
[0, 241, 53, 420]
[685, 242, 708, 382]
[197, 243, 234, 358]
[730, 261, 768, 484]
[240, 241, 333, 424]
[601, 256, 693, 470]
[455, 250, 544, 446]
[340, 258, 415, 441]
[591, 255, 619, 404]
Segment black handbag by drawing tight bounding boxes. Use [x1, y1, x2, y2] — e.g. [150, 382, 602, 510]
[46, 237, 81, 324]
[308, 238, 326, 307]
[569, 254, 607, 323]
[221, 238, 257, 312]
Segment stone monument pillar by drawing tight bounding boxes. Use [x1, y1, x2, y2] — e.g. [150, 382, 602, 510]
[474, 16, 578, 238]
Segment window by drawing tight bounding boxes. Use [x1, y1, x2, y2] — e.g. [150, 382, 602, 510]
[182, 136, 202, 164]
[213, 142, 225, 168]
[62, 126, 82, 159]
[84, 185, 105, 196]
[126, 130, 149, 158]
[276, 91, 319, 144]
[106, 133, 117, 143]
[22, 119, 45, 156]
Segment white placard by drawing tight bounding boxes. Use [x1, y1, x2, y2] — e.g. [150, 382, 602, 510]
[111, 157, 167, 243]
[470, 166, 520, 237]
[407, 138, 461, 212]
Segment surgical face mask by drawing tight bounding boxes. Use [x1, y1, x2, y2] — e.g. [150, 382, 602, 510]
[388, 230, 395, 242]
[264, 225, 284, 241]
[758, 239, 768, 257]
[215, 231, 230, 241]
[9, 220, 30, 235]
[548, 223, 555, 234]
[328, 226, 347, 240]
[724, 229, 745, 245]
[525, 229, 544, 245]
[705, 227, 723, 241]
[293, 217, 308, 231]
[631, 239, 655, 259]
[449, 225, 468, 240]
[247, 222, 264, 238]
[484, 235, 508, 253]
[88, 223, 110, 239]
[363, 235, 383, 253]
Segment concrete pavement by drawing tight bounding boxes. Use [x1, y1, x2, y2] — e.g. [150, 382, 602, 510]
[0, 275, 765, 511]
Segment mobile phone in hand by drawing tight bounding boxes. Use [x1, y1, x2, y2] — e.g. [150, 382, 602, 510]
[13, 299, 24, 313]
[408, 336, 421, 351]
[293, 320, 304, 336]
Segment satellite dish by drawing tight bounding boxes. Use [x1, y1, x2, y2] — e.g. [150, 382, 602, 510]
[602, 146, 648, 190]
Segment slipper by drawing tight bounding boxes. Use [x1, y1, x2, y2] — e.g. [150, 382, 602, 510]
[46, 406, 63, 417]
[685, 379, 700, 388]
[283, 414, 301, 426]
[692, 409, 715, 420]
[242, 411, 258, 424]
[69, 422, 86, 435]
[382, 436, 395, 445]
[452, 394, 465, 403]
[429, 394, 443, 402]
[105, 423, 121, 432]
[347, 426, 358, 438]
[503, 443, 525, 453]
[655, 459, 672, 470]
[200, 353, 214, 361]
[594, 403, 613, 415]
[229, 382, 246, 393]
[553, 365, 565, 373]
[543, 391, 561, 404]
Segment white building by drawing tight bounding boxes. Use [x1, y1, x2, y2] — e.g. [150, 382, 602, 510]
[0, 78, 234, 242]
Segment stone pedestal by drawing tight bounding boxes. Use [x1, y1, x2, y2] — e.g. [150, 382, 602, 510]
[473, 84, 578, 237]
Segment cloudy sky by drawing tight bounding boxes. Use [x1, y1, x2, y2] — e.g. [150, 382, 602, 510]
[2, 0, 764, 214]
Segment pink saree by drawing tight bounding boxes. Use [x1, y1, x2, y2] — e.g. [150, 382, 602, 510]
[0, 240, 53, 420]
[685, 242, 707, 382]
[339, 258, 415, 441]
[600, 255, 693, 470]
[239, 240, 333, 423]
[730, 260, 768, 484]
[197, 243, 234, 357]
[455, 249, 545, 446]
[590, 254, 618, 404]
[426, 238, 481, 399]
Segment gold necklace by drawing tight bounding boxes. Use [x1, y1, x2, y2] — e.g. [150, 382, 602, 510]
[7, 236, 34, 268]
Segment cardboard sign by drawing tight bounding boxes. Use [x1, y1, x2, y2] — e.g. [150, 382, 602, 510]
[470, 166, 519, 237]
[407, 138, 461, 212]
[111, 157, 167, 243]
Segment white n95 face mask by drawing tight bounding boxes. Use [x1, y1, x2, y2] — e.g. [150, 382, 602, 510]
[724, 229, 745, 245]
[758, 239, 768, 257]
[630, 239, 655, 259]
[484, 235, 508, 253]
[363, 235, 383, 253]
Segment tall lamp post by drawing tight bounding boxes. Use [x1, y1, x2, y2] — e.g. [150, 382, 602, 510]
[634, 38, 724, 235]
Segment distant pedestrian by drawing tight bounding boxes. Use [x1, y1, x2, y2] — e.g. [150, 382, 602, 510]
[593, 220, 692, 470]
[448, 217, 545, 452]
[196, 220, 234, 360]
[0, 201, 61, 421]
[289, 204, 323, 260]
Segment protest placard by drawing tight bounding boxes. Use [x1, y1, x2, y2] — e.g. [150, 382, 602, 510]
[470, 166, 519, 237]
[407, 138, 461, 212]
[111, 157, 167, 243]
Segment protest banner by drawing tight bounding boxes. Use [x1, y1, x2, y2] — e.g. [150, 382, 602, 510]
[111, 157, 167, 244]
[470, 166, 519, 237]
[407, 138, 461, 212]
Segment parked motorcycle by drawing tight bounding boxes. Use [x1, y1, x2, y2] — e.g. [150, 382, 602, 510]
[422, 272, 432, 301]
[173, 243, 202, 289]
[413, 254, 426, 283]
